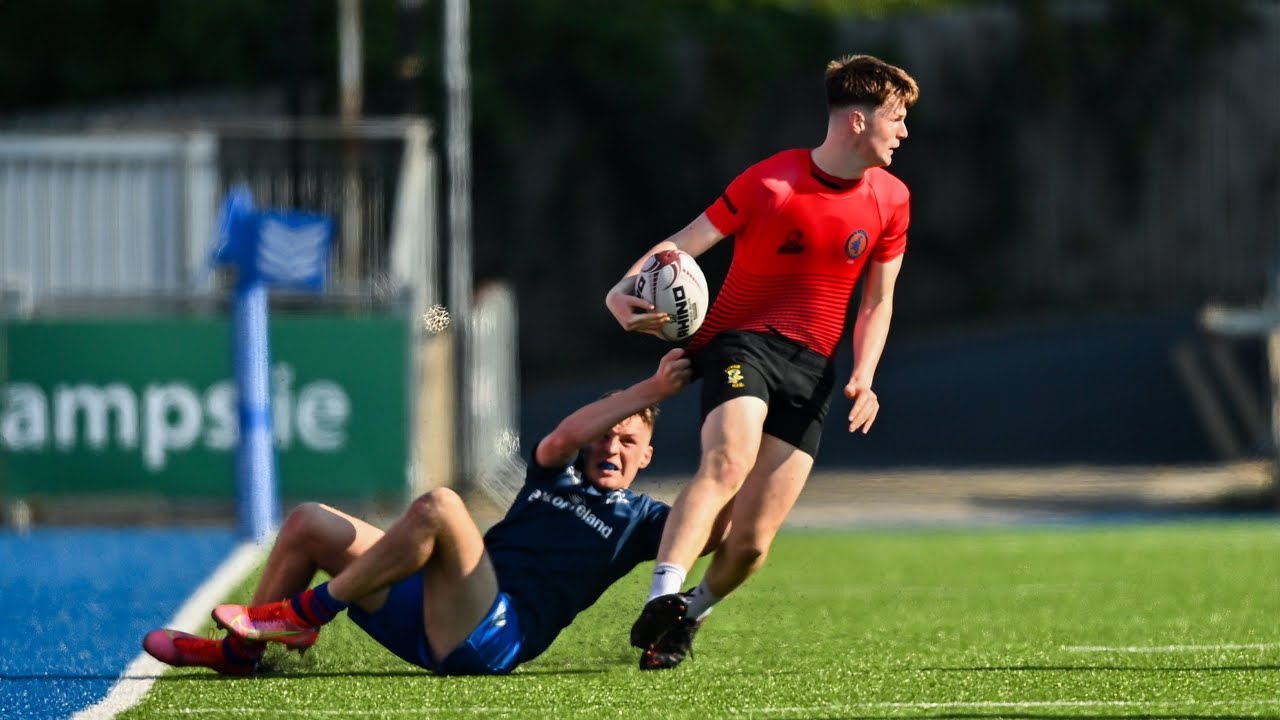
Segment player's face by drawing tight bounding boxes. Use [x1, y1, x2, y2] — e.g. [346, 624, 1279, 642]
[583, 415, 654, 491]
[856, 98, 909, 168]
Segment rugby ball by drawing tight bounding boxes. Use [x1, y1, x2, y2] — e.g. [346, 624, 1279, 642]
[634, 249, 709, 342]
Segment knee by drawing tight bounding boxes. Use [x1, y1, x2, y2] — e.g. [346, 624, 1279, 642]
[405, 487, 465, 529]
[280, 501, 330, 543]
[697, 448, 752, 490]
[723, 532, 769, 568]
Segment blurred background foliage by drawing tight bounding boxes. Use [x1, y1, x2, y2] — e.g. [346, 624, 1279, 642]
[0, 0, 1266, 378]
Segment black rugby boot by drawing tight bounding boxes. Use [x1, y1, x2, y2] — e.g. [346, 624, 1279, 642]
[639, 614, 703, 670]
[629, 593, 688, 650]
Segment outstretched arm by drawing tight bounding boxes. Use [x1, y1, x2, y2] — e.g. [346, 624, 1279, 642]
[535, 348, 693, 468]
[604, 214, 726, 337]
[845, 255, 904, 434]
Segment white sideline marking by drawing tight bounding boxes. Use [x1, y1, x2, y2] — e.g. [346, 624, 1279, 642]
[1063, 642, 1280, 652]
[174, 710, 518, 716]
[71, 541, 265, 720]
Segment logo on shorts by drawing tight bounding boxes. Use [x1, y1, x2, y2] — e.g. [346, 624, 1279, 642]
[725, 364, 744, 389]
[845, 229, 869, 261]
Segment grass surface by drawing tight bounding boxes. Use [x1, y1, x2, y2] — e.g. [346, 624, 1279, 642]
[126, 519, 1280, 719]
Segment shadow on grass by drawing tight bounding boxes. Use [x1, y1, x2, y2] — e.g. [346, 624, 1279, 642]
[162, 666, 611, 681]
[0, 664, 614, 684]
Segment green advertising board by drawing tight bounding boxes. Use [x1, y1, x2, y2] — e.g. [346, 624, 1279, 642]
[0, 314, 409, 500]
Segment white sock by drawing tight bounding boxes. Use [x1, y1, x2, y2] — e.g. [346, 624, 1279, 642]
[646, 562, 686, 602]
[683, 578, 720, 621]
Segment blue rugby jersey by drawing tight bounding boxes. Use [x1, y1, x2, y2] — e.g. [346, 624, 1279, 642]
[483, 447, 670, 663]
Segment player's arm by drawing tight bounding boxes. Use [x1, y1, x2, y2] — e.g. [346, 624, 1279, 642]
[604, 214, 726, 336]
[844, 254, 903, 435]
[534, 348, 692, 468]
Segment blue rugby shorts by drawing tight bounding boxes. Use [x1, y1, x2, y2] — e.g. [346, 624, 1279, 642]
[348, 574, 523, 675]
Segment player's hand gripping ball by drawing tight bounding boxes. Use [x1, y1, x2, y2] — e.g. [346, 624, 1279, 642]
[633, 249, 709, 342]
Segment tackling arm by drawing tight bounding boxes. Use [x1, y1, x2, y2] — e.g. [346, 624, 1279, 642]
[535, 349, 692, 468]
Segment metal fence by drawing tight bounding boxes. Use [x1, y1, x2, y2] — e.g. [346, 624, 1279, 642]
[0, 133, 217, 312]
[212, 118, 438, 310]
[468, 282, 524, 505]
[0, 118, 438, 316]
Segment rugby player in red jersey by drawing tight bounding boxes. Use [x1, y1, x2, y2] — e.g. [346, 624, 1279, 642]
[604, 54, 920, 670]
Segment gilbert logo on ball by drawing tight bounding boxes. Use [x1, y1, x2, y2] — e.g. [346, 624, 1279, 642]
[635, 249, 709, 342]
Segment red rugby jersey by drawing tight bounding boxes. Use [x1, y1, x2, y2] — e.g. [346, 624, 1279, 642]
[688, 148, 909, 359]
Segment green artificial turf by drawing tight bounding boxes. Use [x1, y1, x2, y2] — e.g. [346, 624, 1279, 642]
[125, 519, 1280, 719]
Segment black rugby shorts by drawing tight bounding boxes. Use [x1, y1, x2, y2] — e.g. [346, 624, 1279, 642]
[695, 329, 835, 457]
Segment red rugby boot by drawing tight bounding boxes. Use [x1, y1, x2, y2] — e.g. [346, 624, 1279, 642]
[212, 601, 319, 652]
[142, 629, 258, 676]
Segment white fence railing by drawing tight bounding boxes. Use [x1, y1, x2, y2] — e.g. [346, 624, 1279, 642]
[468, 282, 523, 504]
[0, 118, 438, 315]
[0, 133, 218, 307]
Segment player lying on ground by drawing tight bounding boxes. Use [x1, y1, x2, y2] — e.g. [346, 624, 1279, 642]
[604, 54, 920, 670]
[144, 348, 725, 676]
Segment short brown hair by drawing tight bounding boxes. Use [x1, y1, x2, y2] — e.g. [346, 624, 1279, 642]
[825, 54, 919, 110]
[599, 390, 659, 430]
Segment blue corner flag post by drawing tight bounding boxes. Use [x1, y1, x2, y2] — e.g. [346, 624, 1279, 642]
[213, 185, 333, 543]
[233, 281, 275, 544]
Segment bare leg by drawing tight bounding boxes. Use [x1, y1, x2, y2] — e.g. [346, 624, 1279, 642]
[191, 503, 385, 668]
[251, 502, 386, 607]
[703, 435, 813, 598]
[417, 489, 499, 662]
[655, 396, 768, 573]
[325, 488, 498, 662]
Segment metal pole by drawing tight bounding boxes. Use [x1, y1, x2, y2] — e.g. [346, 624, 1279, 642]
[1267, 332, 1280, 506]
[338, 0, 365, 288]
[286, 0, 312, 209]
[444, 0, 473, 490]
[1269, 262, 1280, 505]
[398, 0, 427, 115]
[338, 0, 363, 123]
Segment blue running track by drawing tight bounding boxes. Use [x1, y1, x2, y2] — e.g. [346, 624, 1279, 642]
[0, 528, 239, 719]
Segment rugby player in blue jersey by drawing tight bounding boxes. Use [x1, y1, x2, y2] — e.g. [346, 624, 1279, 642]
[143, 348, 718, 676]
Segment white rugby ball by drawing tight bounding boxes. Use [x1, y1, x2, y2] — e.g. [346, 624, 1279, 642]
[634, 249, 709, 342]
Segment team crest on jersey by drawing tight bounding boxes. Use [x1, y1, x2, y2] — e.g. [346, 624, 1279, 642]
[845, 229, 869, 261]
[725, 364, 745, 389]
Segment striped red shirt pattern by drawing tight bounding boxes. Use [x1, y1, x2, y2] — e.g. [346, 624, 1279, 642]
[688, 148, 909, 359]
